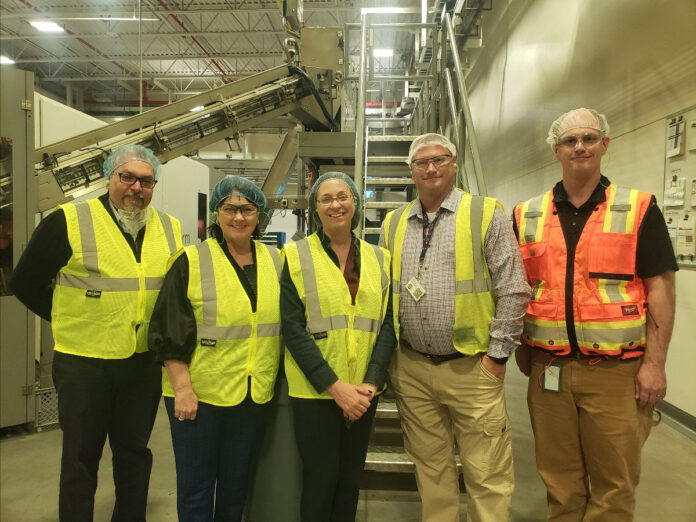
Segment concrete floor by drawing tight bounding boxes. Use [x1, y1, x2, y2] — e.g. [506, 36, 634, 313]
[2, 365, 695, 521]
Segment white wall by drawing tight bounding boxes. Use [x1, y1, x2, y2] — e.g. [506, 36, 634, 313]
[34, 93, 209, 243]
[465, 0, 696, 416]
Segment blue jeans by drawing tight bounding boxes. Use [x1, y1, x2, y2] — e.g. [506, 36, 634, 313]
[164, 395, 267, 522]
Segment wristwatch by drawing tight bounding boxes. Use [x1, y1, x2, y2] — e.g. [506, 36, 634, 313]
[487, 355, 509, 365]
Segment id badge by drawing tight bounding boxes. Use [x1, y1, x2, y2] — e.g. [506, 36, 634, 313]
[406, 277, 426, 302]
[542, 363, 562, 392]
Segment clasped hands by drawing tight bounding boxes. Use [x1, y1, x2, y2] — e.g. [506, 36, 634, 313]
[327, 380, 378, 422]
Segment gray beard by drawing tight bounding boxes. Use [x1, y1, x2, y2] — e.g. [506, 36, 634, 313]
[115, 206, 149, 238]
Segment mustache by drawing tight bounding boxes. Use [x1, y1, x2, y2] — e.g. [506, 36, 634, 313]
[124, 192, 145, 200]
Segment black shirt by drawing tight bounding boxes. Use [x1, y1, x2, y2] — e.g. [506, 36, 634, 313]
[513, 176, 678, 355]
[280, 230, 396, 394]
[10, 193, 147, 321]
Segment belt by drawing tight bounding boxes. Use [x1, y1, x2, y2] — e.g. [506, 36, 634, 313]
[402, 341, 467, 364]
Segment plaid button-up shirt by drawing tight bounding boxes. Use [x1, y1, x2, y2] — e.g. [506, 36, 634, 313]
[380, 188, 530, 357]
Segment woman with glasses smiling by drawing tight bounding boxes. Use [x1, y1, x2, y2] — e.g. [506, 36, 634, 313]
[149, 176, 283, 521]
[280, 172, 396, 522]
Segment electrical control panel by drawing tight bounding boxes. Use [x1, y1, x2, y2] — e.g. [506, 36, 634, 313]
[664, 108, 696, 268]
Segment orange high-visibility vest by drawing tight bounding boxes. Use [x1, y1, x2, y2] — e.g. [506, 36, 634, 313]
[514, 184, 652, 359]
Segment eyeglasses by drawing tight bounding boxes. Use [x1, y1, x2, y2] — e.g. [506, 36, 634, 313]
[410, 154, 453, 172]
[317, 194, 354, 206]
[557, 133, 603, 149]
[218, 204, 258, 217]
[117, 172, 157, 189]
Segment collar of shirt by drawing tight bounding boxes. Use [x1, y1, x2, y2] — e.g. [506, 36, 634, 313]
[407, 187, 460, 221]
[552, 174, 610, 211]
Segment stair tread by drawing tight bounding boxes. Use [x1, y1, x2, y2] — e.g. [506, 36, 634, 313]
[367, 135, 416, 142]
[365, 177, 414, 185]
[365, 201, 405, 209]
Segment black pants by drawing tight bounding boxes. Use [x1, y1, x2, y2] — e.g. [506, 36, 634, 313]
[52, 350, 162, 522]
[290, 397, 378, 522]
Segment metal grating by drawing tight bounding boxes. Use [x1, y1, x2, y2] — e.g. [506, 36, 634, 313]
[35, 387, 59, 431]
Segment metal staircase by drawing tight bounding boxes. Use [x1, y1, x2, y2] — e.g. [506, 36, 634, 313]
[350, 7, 489, 491]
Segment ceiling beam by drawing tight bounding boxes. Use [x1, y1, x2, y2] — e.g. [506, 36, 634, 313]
[0, 30, 285, 41]
[13, 52, 283, 63]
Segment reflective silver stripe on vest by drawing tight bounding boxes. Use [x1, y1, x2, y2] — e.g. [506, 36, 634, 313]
[386, 204, 409, 253]
[197, 324, 253, 339]
[156, 210, 178, 255]
[197, 241, 218, 328]
[353, 316, 380, 334]
[196, 241, 280, 340]
[145, 277, 165, 290]
[459, 196, 492, 295]
[296, 238, 351, 334]
[600, 280, 626, 303]
[455, 278, 492, 294]
[257, 323, 282, 337]
[56, 272, 140, 291]
[523, 194, 546, 244]
[367, 243, 389, 304]
[527, 322, 644, 344]
[265, 244, 282, 279]
[608, 187, 632, 234]
[76, 202, 100, 276]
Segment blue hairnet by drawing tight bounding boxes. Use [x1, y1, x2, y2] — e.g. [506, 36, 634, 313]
[309, 172, 362, 230]
[103, 144, 162, 180]
[210, 175, 267, 213]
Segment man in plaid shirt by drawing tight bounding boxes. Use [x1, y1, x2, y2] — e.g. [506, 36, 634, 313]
[380, 133, 530, 522]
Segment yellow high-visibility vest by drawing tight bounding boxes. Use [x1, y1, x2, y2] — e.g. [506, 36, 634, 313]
[383, 190, 499, 354]
[162, 238, 283, 405]
[283, 234, 390, 399]
[52, 199, 182, 358]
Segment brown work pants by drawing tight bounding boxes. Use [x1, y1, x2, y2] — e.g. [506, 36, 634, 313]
[528, 350, 654, 522]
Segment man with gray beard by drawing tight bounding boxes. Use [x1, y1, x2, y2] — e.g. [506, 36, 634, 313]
[11, 144, 182, 521]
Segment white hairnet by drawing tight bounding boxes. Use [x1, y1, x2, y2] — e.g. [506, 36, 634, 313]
[546, 108, 610, 147]
[103, 144, 161, 179]
[407, 133, 457, 164]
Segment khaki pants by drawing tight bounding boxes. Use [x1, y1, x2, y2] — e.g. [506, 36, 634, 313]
[528, 350, 654, 522]
[389, 346, 514, 522]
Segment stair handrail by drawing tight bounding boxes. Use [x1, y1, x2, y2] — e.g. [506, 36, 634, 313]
[442, 12, 488, 196]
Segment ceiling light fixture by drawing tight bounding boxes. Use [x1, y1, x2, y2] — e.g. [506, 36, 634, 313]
[0, 55, 16, 64]
[29, 21, 65, 32]
[373, 48, 394, 57]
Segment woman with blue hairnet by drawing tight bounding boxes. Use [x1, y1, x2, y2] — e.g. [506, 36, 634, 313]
[149, 175, 283, 521]
[280, 172, 396, 521]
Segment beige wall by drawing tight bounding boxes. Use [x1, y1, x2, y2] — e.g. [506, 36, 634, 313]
[465, 0, 696, 416]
